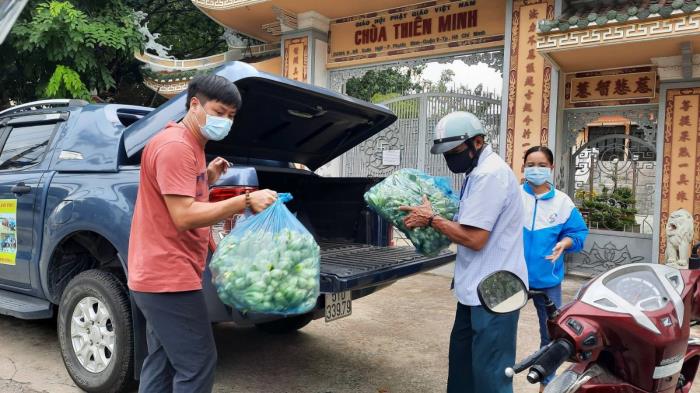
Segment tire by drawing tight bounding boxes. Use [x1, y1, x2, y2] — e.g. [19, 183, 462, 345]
[57, 270, 134, 393]
[255, 312, 314, 334]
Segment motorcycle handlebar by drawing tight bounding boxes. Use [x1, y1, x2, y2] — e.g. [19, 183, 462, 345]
[526, 339, 574, 384]
[505, 342, 553, 377]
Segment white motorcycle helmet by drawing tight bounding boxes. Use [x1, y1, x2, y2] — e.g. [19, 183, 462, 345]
[430, 111, 486, 154]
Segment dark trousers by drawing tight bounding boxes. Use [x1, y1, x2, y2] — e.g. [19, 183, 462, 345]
[531, 284, 562, 385]
[447, 303, 519, 393]
[132, 290, 217, 393]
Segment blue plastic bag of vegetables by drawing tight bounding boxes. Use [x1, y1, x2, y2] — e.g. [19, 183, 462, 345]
[210, 193, 320, 315]
[364, 168, 459, 256]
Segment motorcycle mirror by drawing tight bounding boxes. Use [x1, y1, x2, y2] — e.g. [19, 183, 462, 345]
[477, 271, 528, 314]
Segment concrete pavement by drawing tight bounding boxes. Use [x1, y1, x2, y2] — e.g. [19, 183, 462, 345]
[0, 270, 698, 392]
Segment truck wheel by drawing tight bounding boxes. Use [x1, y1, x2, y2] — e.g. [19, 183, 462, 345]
[57, 270, 133, 393]
[255, 312, 314, 334]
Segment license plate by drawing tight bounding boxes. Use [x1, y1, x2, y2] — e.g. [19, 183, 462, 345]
[325, 291, 352, 322]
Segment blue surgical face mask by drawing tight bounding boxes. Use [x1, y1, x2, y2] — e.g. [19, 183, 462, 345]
[197, 105, 233, 141]
[524, 167, 552, 186]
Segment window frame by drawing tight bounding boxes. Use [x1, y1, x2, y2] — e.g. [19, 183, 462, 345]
[0, 117, 62, 172]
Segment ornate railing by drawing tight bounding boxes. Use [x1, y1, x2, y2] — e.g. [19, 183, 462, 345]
[134, 42, 280, 71]
[191, 0, 268, 11]
[142, 79, 191, 97]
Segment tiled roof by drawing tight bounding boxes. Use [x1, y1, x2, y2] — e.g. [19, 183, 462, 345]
[539, 0, 700, 32]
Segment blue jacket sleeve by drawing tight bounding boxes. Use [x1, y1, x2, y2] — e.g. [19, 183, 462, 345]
[560, 207, 588, 253]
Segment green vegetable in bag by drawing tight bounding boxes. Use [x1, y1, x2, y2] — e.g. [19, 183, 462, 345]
[364, 168, 459, 256]
[210, 193, 320, 314]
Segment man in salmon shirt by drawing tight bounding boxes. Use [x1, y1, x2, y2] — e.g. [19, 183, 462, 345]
[128, 75, 277, 393]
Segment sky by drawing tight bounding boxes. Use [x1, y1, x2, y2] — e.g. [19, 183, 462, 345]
[417, 59, 503, 95]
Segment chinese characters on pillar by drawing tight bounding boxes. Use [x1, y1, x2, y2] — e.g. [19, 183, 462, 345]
[660, 90, 700, 261]
[506, 0, 552, 175]
[669, 96, 697, 205]
[567, 70, 657, 107]
[283, 37, 308, 83]
[519, 10, 539, 149]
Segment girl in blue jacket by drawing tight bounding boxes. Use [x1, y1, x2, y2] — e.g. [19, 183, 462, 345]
[521, 146, 588, 390]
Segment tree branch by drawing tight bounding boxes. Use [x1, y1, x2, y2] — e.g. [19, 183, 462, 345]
[143, 0, 179, 16]
[196, 39, 226, 58]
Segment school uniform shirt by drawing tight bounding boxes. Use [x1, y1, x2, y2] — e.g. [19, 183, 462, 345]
[521, 182, 588, 289]
[454, 144, 529, 306]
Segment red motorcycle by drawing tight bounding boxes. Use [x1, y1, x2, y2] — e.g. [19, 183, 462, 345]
[477, 251, 700, 392]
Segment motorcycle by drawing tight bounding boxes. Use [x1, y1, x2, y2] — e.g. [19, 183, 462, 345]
[476, 248, 700, 393]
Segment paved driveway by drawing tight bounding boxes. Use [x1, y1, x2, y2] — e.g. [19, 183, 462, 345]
[0, 268, 698, 392]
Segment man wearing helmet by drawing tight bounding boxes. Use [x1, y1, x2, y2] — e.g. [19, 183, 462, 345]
[400, 111, 528, 393]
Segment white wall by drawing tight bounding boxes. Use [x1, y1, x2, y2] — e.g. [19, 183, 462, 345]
[314, 39, 329, 88]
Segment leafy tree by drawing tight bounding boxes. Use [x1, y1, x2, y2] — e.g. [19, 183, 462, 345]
[3, 0, 142, 105]
[124, 0, 234, 59]
[44, 65, 91, 100]
[118, 0, 250, 105]
[436, 69, 455, 93]
[473, 83, 484, 96]
[371, 92, 419, 117]
[0, 0, 244, 109]
[345, 67, 423, 102]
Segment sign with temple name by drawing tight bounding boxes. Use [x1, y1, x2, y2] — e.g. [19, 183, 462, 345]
[568, 70, 657, 106]
[328, 0, 505, 68]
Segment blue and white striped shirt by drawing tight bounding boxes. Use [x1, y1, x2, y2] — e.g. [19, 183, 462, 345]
[453, 145, 529, 306]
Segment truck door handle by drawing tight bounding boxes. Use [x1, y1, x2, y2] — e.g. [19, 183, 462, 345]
[11, 182, 31, 195]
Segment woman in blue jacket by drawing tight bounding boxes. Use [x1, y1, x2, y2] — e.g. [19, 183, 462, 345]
[521, 146, 588, 391]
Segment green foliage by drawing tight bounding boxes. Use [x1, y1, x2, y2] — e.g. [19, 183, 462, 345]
[371, 92, 419, 117]
[580, 186, 638, 231]
[124, 0, 233, 59]
[354, 66, 498, 128]
[0, 0, 236, 108]
[44, 65, 91, 100]
[12, 1, 141, 97]
[437, 69, 455, 93]
[140, 66, 199, 82]
[345, 67, 422, 102]
[1, 0, 143, 106]
[416, 68, 455, 94]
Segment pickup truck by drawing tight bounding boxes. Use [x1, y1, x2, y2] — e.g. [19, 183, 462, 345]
[0, 62, 455, 392]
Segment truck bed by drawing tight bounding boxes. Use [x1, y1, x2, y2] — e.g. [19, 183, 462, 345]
[319, 242, 454, 292]
[251, 169, 457, 293]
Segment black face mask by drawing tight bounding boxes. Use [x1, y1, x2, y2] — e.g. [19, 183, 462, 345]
[444, 141, 483, 175]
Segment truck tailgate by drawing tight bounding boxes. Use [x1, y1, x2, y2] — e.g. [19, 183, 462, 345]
[319, 242, 455, 293]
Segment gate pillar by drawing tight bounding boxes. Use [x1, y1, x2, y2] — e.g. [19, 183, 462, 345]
[503, 0, 559, 176]
[659, 87, 700, 263]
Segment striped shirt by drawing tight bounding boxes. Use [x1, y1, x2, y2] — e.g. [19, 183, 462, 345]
[453, 145, 529, 306]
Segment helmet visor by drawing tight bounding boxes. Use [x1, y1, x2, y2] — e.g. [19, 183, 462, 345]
[431, 135, 467, 154]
